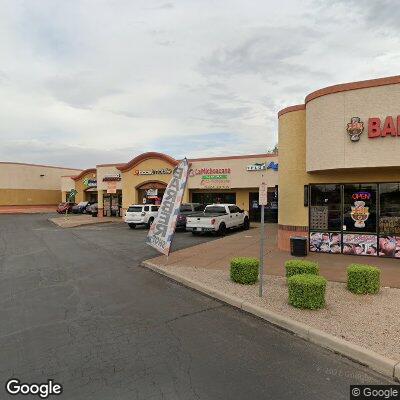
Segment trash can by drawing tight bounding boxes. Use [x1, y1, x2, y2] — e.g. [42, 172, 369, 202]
[290, 236, 308, 256]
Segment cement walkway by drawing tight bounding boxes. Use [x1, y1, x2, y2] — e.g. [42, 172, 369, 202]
[49, 214, 123, 228]
[0, 205, 57, 214]
[151, 224, 400, 288]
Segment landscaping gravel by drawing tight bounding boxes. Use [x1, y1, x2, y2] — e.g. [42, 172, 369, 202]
[157, 265, 400, 362]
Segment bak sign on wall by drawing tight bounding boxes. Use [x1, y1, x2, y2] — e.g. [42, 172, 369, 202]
[368, 116, 400, 138]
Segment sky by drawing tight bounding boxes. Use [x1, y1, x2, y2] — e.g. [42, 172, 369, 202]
[1, 0, 400, 168]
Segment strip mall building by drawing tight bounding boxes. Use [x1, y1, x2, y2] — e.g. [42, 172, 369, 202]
[278, 75, 400, 259]
[0, 162, 81, 206]
[61, 153, 279, 222]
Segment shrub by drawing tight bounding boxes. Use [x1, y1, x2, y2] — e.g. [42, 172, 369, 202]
[230, 257, 259, 284]
[287, 274, 327, 309]
[285, 260, 319, 278]
[347, 264, 380, 294]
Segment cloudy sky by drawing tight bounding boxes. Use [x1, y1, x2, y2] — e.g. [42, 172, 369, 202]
[1, 0, 399, 168]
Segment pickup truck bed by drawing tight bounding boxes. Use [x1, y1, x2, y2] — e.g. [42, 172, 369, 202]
[186, 204, 249, 236]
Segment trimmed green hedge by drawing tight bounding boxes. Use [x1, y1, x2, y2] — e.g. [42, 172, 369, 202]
[347, 264, 380, 294]
[285, 260, 319, 278]
[288, 274, 327, 309]
[230, 257, 259, 285]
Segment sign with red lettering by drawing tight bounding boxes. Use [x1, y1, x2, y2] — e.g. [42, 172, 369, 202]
[346, 116, 400, 140]
[368, 116, 400, 138]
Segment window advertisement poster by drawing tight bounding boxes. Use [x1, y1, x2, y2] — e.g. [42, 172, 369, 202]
[378, 236, 400, 258]
[379, 216, 400, 235]
[106, 181, 117, 194]
[342, 234, 378, 256]
[310, 206, 329, 230]
[309, 232, 341, 253]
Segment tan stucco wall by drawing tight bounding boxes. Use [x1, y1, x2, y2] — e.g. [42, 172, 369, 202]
[0, 163, 80, 206]
[96, 166, 122, 191]
[75, 171, 97, 203]
[188, 156, 278, 189]
[61, 176, 76, 192]
[0, 163, 80, 190]
[307, 83, 400, 171]
[0, 189, 62, 206]
[121, 158, 188, 209]
[278, 109, 308, 227]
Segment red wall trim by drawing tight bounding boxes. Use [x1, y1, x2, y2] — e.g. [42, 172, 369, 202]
[71, 168, 97, 181]
[277, 104, 306, 118]
[305, 75, 400, 104]
[278, 224, 308, 232]
[117, 152, 179, 172]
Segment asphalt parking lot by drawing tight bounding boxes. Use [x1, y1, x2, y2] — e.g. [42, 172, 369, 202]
[0, 214, 391, 400]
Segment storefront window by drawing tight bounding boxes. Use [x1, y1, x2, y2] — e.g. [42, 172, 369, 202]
[379, 183, 400, 258]
[343, 184, 377, 233]
[310, 184, 341, 231]
[192, 192, 236, 205]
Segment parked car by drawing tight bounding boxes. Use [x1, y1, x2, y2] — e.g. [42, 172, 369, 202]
[186, 204, 250, 236]
[87, 203, 98, 217]
[176, 203, 205, 230]
[56, 202, 76, 214]
[71, 201, 91, 214]
[124, 204, 159, 229]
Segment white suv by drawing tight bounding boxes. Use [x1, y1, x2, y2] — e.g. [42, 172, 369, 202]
[125, 204, 159, 229]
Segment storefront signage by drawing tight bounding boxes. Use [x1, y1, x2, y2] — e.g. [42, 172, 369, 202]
[134, 168, 172, 176]
[352, 191, 371, 201]
[200, 174, 230, 189]
[146, 188, 158, 197]
[350, 201, 370, 228]
[246, 162, 278, 171]
[201, 174, 228, 180]
[189, 167, 231, 177]
[83, 178, 97, 188]
[106, 181, 117, 194]
[346, 117, 364, 142]
[103, 173, 121, 181]
[368, 116, 400, 138]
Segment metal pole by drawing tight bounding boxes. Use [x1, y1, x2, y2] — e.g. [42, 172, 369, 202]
[259, 204, 265, 297]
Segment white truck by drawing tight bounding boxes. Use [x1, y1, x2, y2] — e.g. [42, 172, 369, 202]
[186, 204, 250, 236]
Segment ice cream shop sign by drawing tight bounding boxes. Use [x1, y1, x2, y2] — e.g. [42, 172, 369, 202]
[347, 116, 400, 140]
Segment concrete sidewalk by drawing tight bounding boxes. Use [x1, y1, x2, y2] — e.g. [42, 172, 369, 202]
[50, 214, 123, 228]
[0, 205, 57, 214]
[153, 224, 400, 288]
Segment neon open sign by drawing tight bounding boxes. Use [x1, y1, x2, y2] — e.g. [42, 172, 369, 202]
[352, 192, 371, 201]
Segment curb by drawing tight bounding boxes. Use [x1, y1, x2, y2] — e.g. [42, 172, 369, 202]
[142, 260, 400, 381]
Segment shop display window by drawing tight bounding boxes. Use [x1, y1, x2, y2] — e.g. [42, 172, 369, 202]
[309, 182, 400, 258]
[343, 184, 377, 234]
[310, 184, 341, 231]
[192, 192, 236, 205]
